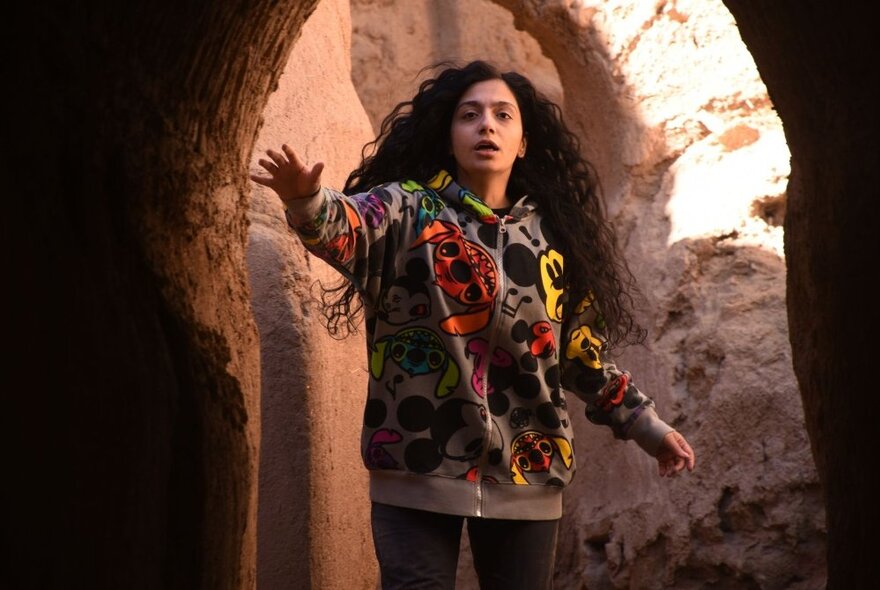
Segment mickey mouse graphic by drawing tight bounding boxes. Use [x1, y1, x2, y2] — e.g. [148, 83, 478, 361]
[378, 258, 432, 325]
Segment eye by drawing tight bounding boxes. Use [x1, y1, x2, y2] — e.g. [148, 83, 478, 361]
[498, 111, 513, 120]
[427, 350, 444, 369]
[461, 111, 478, 120]
[391, 343, 407, 361]
[439, 243, 460, 258]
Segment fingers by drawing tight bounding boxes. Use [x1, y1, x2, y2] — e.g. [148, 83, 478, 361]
[249, 173, 270, 187]
[672, 432, 696, 471]
[309, 161, 325, 185]
[282, 145, 323, 185]
[659, 457, 683, 477]
[659, 459, 671, 477]
[664, 432, 696, 471]
[681, 438, 695, 471]
[251, 146, 323, 201]
[656, 431, 697, 478]
[258, 158, 278, 172]
[258, 145, 313, 178]
[674, 455, 686, 473]
[282, 144, 304, 170]
[266, 148, 288, 168]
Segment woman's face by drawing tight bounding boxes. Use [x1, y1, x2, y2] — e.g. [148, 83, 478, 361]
[450, 79, 526, 186]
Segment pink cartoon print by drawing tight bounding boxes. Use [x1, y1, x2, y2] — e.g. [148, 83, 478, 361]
[365, 428, 402, 469]
[465, 337, 515, 398]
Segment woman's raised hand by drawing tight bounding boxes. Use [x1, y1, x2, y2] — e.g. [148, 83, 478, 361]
[250, 144, 325, 206]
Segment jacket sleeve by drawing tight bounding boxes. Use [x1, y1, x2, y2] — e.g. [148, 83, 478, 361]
[559, 295, 673, 456]
[284, 183, 405, 306]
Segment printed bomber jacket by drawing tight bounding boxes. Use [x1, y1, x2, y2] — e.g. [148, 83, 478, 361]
[286, 170, 673, 520]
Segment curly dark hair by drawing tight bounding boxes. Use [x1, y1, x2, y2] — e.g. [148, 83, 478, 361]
[318, 60, 645, 348]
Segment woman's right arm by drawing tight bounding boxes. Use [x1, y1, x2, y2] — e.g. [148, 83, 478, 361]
[250, 144, 401, 297]
[250, 144, 325, 211]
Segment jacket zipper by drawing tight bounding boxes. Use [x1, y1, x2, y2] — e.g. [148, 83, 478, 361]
[474, 215, 509, 517]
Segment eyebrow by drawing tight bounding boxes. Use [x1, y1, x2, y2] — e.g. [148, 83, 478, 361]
[455, 100, 519, 112]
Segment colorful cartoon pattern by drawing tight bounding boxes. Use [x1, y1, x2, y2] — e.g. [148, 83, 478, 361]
[411, 219, 498, 335]
[370, 327, 460, 399]
[286, 170, 668, 518]
[509, 430, 573, 485]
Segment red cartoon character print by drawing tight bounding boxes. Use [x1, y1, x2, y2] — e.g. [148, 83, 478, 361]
[411, 219, 499, 336]
[315, 200, 362, 265]
[509, 430, 573, 485]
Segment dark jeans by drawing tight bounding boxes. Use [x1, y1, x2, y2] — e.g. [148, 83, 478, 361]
[371, 502, 559, 590]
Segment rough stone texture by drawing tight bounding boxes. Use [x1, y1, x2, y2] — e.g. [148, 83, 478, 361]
[721, 2, 876, 588]
[541, 3, 826, 588]
[351, 0, 562, 134]
[349, 0, 825, 588]
[6, 1, 324, 588]
[247, 0, 377, 588]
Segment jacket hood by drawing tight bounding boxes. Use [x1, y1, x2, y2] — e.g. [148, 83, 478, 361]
[425, 169, 536, 224]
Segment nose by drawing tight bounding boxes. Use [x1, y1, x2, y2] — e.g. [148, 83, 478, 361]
[479, 112, 495, 134]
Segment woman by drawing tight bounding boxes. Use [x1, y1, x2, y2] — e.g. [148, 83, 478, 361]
[251, 60, 695, 589]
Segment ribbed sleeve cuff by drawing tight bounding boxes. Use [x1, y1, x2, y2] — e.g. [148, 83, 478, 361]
[283, 188, 326, 227]
[627, 406, 674, 456]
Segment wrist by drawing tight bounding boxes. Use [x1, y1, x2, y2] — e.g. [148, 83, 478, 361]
[281, 186, 322, 209]
[283, 187, 326, 226]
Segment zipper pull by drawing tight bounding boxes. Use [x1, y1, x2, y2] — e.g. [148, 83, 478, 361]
[498, 216, 508, 234]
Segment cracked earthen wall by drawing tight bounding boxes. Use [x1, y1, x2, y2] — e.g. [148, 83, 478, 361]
[252, 0, 825, 587]
[248, 1, 376, 588]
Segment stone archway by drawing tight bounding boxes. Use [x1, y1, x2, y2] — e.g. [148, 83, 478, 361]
[7, 2, 320, 587]
[722, 2, 876, 586]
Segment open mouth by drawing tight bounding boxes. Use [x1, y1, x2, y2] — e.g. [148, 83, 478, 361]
[475, 140, 499, 152]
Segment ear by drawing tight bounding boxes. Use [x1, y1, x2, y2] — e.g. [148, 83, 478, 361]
[435, 357, 460, 398]
[427, 170, 453, 192]
[518, 136, 528, 158]
[551, 436, 574, 469]
[510, 462, 529, 485]
[370, 339, 389, 379]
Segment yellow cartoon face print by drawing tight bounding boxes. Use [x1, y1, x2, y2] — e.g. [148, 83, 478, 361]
[565, 324, 602, 370]
[539, 249, 564, 322]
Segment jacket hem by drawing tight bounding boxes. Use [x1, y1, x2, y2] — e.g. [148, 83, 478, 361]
[370, 470, 563, 521]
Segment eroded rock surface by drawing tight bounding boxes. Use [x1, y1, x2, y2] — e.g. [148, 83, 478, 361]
[248, 0, 376, 587]
[251, 0, 826, 587]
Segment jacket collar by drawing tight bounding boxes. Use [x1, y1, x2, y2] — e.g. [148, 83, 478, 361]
[425, 170, 535, 224]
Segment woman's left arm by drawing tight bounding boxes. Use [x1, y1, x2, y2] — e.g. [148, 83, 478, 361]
[559, 296, 695, 476]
